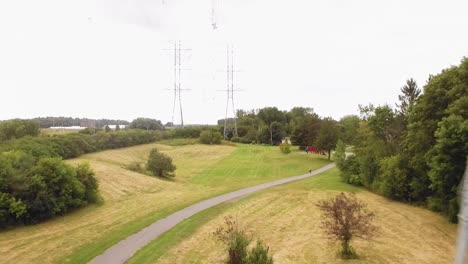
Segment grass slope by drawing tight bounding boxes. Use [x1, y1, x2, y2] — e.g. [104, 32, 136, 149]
[129, 168, 457, 264]
[0, 143, 329, 264]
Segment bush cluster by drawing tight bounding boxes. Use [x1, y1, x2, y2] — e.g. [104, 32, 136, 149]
[214, 216, 274, 264]
[336, 58, 467, 222]
[279, 143, 291, 154]
[0, 129, 160, 159]
[0, 119, 39, 141]
[146, 148, 176, 178]
[0, 129, 160, 227]
[0, 152, 100, 227]
[200, 130, 223, 145]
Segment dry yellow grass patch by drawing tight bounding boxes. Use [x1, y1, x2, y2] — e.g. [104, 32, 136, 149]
[0, 143, 235, 264]
[156, 189, 457, 264]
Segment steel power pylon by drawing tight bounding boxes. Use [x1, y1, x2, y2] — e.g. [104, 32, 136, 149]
[165, 41, 191, 127]
[219, 44, 241, 139]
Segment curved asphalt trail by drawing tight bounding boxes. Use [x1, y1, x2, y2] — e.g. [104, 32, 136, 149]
[89, 163, 336, 264]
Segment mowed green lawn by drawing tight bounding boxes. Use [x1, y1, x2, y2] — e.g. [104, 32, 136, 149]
[129, 168, 457, 264]
[0, 142, 329, 264]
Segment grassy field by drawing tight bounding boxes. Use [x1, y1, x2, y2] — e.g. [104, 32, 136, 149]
[0, 142, 329, 264]
[129, 168, 457, 264]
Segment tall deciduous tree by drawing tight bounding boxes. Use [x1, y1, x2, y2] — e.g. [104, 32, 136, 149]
[315, 117, 339, 160]
[257, 107, 286, 145]
[130, 118, 163, 130]
[338, 115, 360, 145]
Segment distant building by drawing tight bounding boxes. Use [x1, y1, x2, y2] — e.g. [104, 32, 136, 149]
[49, 126, 86, 130]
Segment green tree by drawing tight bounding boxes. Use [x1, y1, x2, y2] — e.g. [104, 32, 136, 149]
[315, 118, 339, 160]
[290, 111, 321, 148]
[0, 119, 40, 141]
[279, 142, 291, 154]
[378, 155, 410, 200]
[338, 115, 360, 145]
[333, 140, 346, 169]
[427, 114, 467, 222]
[404, 58, 468, 203]
[75, 162, 100, 203]
[115, 125, 121, 131]
[200, 130, 223, 145]
[104, 125, 111, 132]
[146, 148, 176, 178]
[257, 107, 286, 145]
[130, 118, 164, 130]
[396, 78, 421, 118]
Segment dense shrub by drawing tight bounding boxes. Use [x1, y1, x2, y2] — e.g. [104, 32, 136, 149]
[214, 216, 274, 264]
[339, 155, 361, 185]
[200, 130, 223, 145]
[378, 155, 410, 200]
[170, 126, 205, 138]
[146, 148, 176, 178]
[0, 119, 39, 141]
[126, 161, 145, 174]
[279, 143, 291, 154]
[0, 129, 159, 160]
[333, 140, 346, 168]
[248, 241, 274, 264]
[0, 129, 159, 227]
[0, 152, 99, 227]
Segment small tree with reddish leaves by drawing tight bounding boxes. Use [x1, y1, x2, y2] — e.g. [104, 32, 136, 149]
[316, 193, 377, 258]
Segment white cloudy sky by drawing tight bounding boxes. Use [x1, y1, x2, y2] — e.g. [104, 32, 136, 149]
[0, 0, 467, 124]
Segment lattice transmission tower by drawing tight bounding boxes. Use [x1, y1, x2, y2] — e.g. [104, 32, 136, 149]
[165, 41, 191, 127]
[220, 44, 241, 139]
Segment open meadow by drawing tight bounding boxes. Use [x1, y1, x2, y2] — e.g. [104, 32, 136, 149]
[129, 168, 457, 264]
[0, 142, 329, 264]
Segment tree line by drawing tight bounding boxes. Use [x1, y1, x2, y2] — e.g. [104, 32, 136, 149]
[0, 128, 163, 228]
[335, 58, 467, 222]
[30, 117, 130, 128]
[220, 106, 342, 159]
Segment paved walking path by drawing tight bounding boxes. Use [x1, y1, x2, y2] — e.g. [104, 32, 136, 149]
[89, 163, 336, 264]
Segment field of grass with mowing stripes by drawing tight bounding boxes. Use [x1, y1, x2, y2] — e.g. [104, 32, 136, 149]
[0, 143, 329, 264]
[129, 168, 457, 264]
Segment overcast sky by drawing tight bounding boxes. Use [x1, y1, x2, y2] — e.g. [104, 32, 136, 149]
[1, 0, 467, 124]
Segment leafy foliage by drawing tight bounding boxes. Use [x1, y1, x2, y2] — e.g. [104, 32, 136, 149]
[333, 140, 346, 168]
[337, 58, 467, 222]
[315, 118, 339, 160]
[129, 118, 164, 130]
[0, 129, 159, 159]
[146, 148, 176, 178]
[0, 119, 39, 141]
[279, 142, 291, 154]
[200, 130, 223, 145]
[0, 152, 99, 227]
